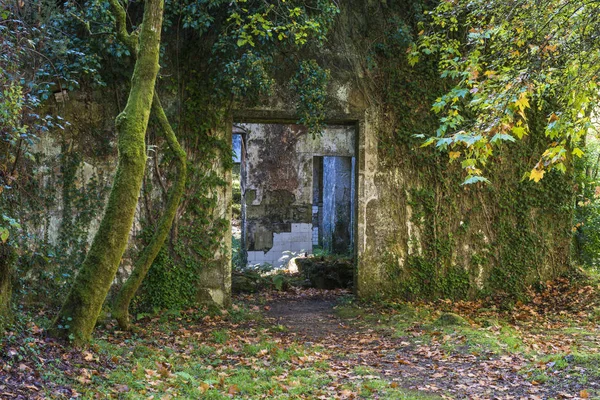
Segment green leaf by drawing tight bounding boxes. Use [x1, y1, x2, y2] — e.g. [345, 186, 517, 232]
[490, 133, 516, 143]
[0, 227, 8, 243]
[421, 137, 436, 147]
[175, 372, 195, 382]
[272, 275, 285, 291]
[462, 176, 490, 185]
[511, 126, 527, 139]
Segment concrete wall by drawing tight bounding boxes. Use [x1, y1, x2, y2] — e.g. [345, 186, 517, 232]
[197, 119, 233, 306]
[25, 0, 574, 304]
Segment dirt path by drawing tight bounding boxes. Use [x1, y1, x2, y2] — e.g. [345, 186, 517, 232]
[265, 291, 593, 400]
[266, 295, 347, 340]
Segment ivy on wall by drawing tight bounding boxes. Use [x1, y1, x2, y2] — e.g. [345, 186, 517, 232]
[359, 1, 575, 301]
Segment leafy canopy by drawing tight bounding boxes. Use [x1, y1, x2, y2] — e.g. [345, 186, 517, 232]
[65, 0, 339, 134]
[410, 0, 600, 183]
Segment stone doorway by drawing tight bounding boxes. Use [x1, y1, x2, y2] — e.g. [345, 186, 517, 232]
[232, 123, 356, 269]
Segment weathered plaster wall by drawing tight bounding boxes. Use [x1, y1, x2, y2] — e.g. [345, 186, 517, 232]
[18, 93, 169, 289]
[21, 91, 233, 307]
[196, 119, 232, 306]
[21, 0, 574, 305]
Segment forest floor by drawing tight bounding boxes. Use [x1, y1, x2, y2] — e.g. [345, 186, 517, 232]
[1, 275, 600, 399]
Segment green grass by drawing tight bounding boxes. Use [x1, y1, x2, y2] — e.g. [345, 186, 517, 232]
[41, 299, 445, 400]
[210, 329, 229, 344]
[22, 290, 599, 400]
[65, 335, 443, 400]
[435, 324, 525, 355]
[335, 300, 528, 357]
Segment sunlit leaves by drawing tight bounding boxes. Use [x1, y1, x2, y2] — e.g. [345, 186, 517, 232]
[414, 0, 600, 183]
[0, 214, 21, 243]
[228, 0, 339, 49]
[573, 148, 584, 158]
[462, 175, 490, 185]
[290, 60, 330, 136]
[0, 227, 8, 243]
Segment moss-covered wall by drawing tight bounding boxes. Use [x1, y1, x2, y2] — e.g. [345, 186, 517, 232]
[7, 91, 118, 306]
[13, 0, 574, 306]
[234, 0, 575, 300]
[0, 243, 16, 329]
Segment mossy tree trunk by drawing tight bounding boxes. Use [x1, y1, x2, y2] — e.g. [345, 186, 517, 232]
[51, 0, 164, 345]
[0, 243, 15, 332]
[112, 93, 187, 330]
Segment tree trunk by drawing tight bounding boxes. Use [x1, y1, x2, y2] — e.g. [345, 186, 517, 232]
[0, 243, 15, 332]
[112, 93, 187, 330]
[51, 0, 164, 345]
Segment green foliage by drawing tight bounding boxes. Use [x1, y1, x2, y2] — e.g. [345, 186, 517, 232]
[361, 3, 576, 301]
[134, 246, 200, 311]
[210, 0, 338, 126]
[296, 255, 354, 290]
[412, 0, 600, 183]
[385, 255, 470, 301]
[224, 0, 339, 48]
[573, 137, 600, 269]
[1, 2, 109, 310]
[55, 150, 108, 285]
[232, 171, 242, 220]
[52, 0, 165, 345]
[290, 60, 330, 136]
[232, 262, 301, 293]
[133, 0, 339, 310]
[232, 236, 244, 271]
[56, 0, 130, 83]
[2, 0, 342, 315]
[135, 105, 230, 311]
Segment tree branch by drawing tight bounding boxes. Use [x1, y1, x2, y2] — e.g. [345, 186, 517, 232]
[107, 0, 138, 52]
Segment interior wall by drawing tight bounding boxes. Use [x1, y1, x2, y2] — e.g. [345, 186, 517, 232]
[240, 123, 356, 267]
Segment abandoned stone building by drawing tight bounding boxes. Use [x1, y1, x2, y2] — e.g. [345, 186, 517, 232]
[25, 1, 574, 308]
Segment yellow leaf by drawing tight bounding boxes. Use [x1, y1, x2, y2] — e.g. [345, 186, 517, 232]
[199, 383, 209, 393]
[449, 151, 461, 160]
[511, 125, 527, 139]
[515, 92, 530, 112]
[529, 168, 544, 182]
[580, 389, 590, 398]
[572, 148, 584, 158]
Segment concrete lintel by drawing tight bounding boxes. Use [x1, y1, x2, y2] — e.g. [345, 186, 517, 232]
[232, 109, 363, 126]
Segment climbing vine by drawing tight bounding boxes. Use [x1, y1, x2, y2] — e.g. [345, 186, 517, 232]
[362, 2, 575, 301]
